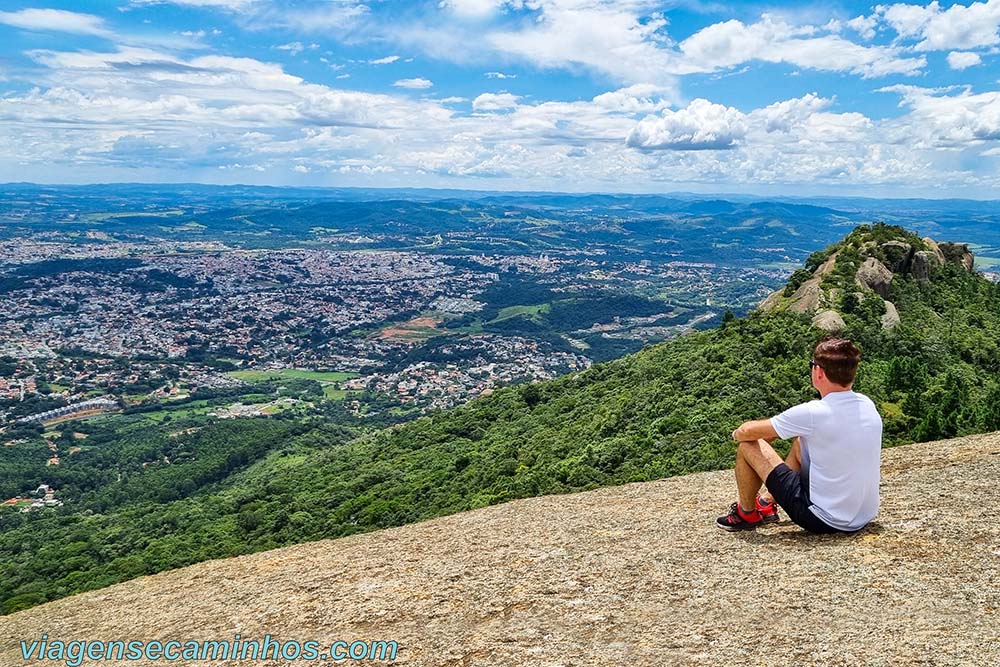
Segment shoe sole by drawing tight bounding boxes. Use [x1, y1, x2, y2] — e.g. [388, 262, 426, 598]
[761, 514, 779, 523]
[716, 521, 759, 532]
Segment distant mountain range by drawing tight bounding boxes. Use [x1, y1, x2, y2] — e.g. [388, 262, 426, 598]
[3, 184, 999, 272]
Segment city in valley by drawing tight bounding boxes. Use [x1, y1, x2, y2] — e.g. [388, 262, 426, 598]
[3, 185, 999, 515]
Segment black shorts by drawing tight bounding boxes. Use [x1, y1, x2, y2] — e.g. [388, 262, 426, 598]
[765, 463, 854, 534]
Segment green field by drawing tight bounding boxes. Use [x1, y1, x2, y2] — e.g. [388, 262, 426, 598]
[490, 303, 551, 324]
[228, 369, 359, 383]
[759, 261, 800, 270]
[974, 255, 1000, 268]
[83, 209, 185, 221]
[322, 386, 355, 400]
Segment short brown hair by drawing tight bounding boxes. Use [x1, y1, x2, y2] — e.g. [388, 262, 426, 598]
[813, 336, 861, 386]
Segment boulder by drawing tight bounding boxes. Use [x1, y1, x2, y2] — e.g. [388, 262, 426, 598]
[911, 251, 941, 281]
[757, 288, 785, 312]
[812, 309, 846, 333]
[938, 242, 975, 272]
[881, 300, 901, 330]
[757, 250, 840, 314]
[880, 241, 913, 273]
[922, 237, 947, 265]
[787, 280, 822, 314]
[856, 257, 893, 298]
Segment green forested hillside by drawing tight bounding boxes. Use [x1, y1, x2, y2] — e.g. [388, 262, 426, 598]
[2, 224, 999, 614]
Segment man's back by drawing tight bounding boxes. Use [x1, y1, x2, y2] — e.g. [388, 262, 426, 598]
[771, 389, 882, 531]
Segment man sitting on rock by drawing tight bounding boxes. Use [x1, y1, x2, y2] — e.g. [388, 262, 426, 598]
[717, 336, 882, 533]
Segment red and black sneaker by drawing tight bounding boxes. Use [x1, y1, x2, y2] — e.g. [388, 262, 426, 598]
[756, 495, 780, 523]
[716, 502, 763, 531]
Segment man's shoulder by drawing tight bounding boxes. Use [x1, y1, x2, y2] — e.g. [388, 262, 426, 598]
[850, 390, 880, 411]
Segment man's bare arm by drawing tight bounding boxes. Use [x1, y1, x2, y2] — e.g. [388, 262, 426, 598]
[731, 418, 780, 443]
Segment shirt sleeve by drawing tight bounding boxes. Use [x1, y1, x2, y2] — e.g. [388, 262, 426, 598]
[770, 402, 815, 440]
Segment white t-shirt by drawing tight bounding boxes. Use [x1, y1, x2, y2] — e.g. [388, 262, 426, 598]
[769, 390, 882, 531]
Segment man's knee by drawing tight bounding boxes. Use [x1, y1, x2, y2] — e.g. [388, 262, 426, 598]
[737, 439, 784, 478]
[788, 437, 802, 467]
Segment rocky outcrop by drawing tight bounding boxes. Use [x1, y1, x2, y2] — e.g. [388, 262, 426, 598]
[757, 288, 785, 312]
[923, 237, 947, 265]
[911, 250, 941, 281]
[787, 280, 822, 313]
[3, 433, 999, 667]
[811, 309, 845, 332]
[856, 256, 893, 298]
[758, 252, 838, 314]
[939, 242, 975, 272]
[880, 240, 913, 273]
[757, 232, 974, 332]
[881, 300, 901, 330]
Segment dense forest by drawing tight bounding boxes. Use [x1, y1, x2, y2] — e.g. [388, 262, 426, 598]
[2, 224, 999, 614]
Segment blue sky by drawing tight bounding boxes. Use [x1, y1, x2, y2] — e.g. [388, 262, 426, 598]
[0, 0, 998, 197]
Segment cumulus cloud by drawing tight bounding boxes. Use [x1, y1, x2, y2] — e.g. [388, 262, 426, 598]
[946, 51, 982, 69]
[484, 0, 679, 88]
[878, 0, 1000, 51]
[627, 99, 747, 150]
[393, 77, 433, 89]
[879, 84, 1000, 145]
[485, 71, 516, 79]
[591, 84, 672, 114]
[472, 92, 521, 111]
[678, 15, 926, 77]
[0, 8, 111, 37]
[847, 14, 878, 40]
[387, 3, 929, 94]
[755, 92, 831, 132]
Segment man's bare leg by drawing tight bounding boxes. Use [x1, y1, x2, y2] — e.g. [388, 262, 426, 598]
[759, 437, 801, 505]
[736, 438, 786, 511]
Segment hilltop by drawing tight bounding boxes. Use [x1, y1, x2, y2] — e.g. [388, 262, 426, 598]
[758, 225, 976, 333]
[3, 431, 998, 666]
[3, 223, 1000, 616]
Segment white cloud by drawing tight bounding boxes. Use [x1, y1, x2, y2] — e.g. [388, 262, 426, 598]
[947, 51, 983, 69]
[387, 4, 924, 93]
[627, 99, 747, 150]
[4, 26, 998, 194]
[486, 1, 679, 88]
[472, 92, 521, 111]
[755, 92, 830, 132]
[393, 77, 433, 89]
[879, 84, 1000, 145]
[368, 55, 400, 64]
[485, 71, 516, 79]
[275, 42, 317, 56]
[129, 0, 259, 9]
[239, 2, 369, 32]
[440, 0, 503, 19]
[847, 14, 878, 40]
[678, 15, 926, 77]
[878, 0, 1000, 51]
[591, 84, 672, 114]
[0, 8, 111, 37]
[293, 164, 310, 173]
